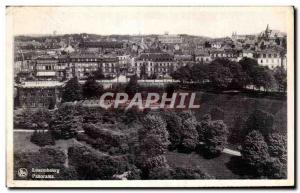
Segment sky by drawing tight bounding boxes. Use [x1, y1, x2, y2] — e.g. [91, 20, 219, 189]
[7, 6, 292, 38]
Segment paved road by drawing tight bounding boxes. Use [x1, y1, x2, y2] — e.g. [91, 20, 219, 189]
[223, 148, 241, 156]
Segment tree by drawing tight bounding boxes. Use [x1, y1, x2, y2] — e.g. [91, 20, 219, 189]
[92, 68, 105, 80]
[191, 64, 209, 83]
[178, 111, 199, 152]
[30, 109, 52, 130]
[180, 118, 199, 152]
[252, 66, 277, 91]
[82, 76, 104, 99]
[68, 144, 131, 180]
[196, 114, 211, 143]
[171, 167, 213, 179]
[245, 109, 274, 138]
[163, 112, 183, 149]
[264, 157, 287, 179]
[228, 61, 247, 89]
[165, 84, 176, 98]
[125, 75, 139, 98]
[170, 65, 192, 82]
[203, 120, 229, 155]
[61, 77, 82, 102]
[208, 58, 233, 89]
[264, 69, 278, 92]
[241, 130, 270, 176]
[239, 57, 259, 86]
[273, 66, 287, 92]
[267, 133, 287, 163]
[137, 114, 170, 177]
[50, 105, 82, 139]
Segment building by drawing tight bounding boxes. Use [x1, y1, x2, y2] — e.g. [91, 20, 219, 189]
[237, 49, 255, 61]
[174, 53, 194, 67]
[68, 53, 119, 79]
[134, 52, 177, 78]
[34, 55, 59, 81]
[158, 32, 183, 44]
[79, 41, 124, 53]
[257, 49, 285, 69]
[16, 81, 64, 108]
[195, 51, 212, 64]
[210, 49, 239, 62]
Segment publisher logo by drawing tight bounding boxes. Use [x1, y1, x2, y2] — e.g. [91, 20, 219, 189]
[17, 168, 28, 178]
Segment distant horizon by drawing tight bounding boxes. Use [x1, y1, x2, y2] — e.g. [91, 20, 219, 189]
[8, 7, 290, 38]
[15, 31, 263, 38]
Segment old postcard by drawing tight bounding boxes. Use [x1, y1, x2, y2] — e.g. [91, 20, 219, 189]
[6, 6, 294, 188]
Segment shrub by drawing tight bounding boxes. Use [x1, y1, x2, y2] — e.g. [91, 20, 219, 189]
[170, 167, 213, 179]
[82, 123, 128, 155]
[267, 133, 287, 163]
[244, 109, 275, 138]
[196, 114, 211, 142]
[30, 131, 55, 147]
[14, 147, 70, 180]
[148, 166, 172, 179]
[264, 158, 287, 179]
[179, 118, 199, 152]
[137, 114, 170, 176]
[241, 130, 270, 176]
[68, 145, 132, 180]
[203, 120, 229, 155]
[163, 112, 183, 150]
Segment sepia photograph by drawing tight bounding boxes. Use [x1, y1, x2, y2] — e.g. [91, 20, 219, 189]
[5, 6, 294, 188]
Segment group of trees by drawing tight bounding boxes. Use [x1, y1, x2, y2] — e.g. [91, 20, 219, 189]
[61, 76, 104, 102]
[171, 58, 287, 92]
[240, 109, 287, 179]
[163, 110, 229, 157]
[241, 130, 287, 179]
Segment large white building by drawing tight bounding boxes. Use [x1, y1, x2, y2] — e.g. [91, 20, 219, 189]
[257, 50, 286, 69]
[133, 52, 177, 78]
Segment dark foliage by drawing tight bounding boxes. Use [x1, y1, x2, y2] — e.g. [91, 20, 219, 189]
[82, 76, 104, 99]
[30, 131, 55, 147]
[61, 77, 82, 102]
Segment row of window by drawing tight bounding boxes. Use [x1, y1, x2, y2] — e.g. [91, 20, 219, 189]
[135, 62, 174, 67]
[260, 53, 279, 58]
[259, 58, 281, 64]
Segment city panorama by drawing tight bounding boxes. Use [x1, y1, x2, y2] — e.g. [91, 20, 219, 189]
[11, 7, 290, 185]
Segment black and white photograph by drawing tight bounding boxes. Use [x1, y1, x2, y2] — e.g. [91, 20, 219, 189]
[5, 6, 294, 188]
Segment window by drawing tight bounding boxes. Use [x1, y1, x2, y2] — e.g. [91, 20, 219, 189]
[268, 54, 272, 58]
[263, 54, 266, 58]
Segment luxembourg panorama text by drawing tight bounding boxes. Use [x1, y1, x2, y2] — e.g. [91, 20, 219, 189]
[86, 92, 200, 110]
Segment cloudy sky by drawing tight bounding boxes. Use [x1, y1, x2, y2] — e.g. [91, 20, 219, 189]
[7, 6, 292, 37]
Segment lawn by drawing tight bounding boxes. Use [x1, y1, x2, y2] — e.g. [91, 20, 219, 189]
[13, 132, 78, 154]
[166, 151, 241, 179]
[193, 91, 287, 133]
[193, 91, 286, 130]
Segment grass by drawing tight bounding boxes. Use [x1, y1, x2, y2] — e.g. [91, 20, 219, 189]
[193, 91, 287, 134]
[13, 132, 77, 153]
[166, 151, 240, 179]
